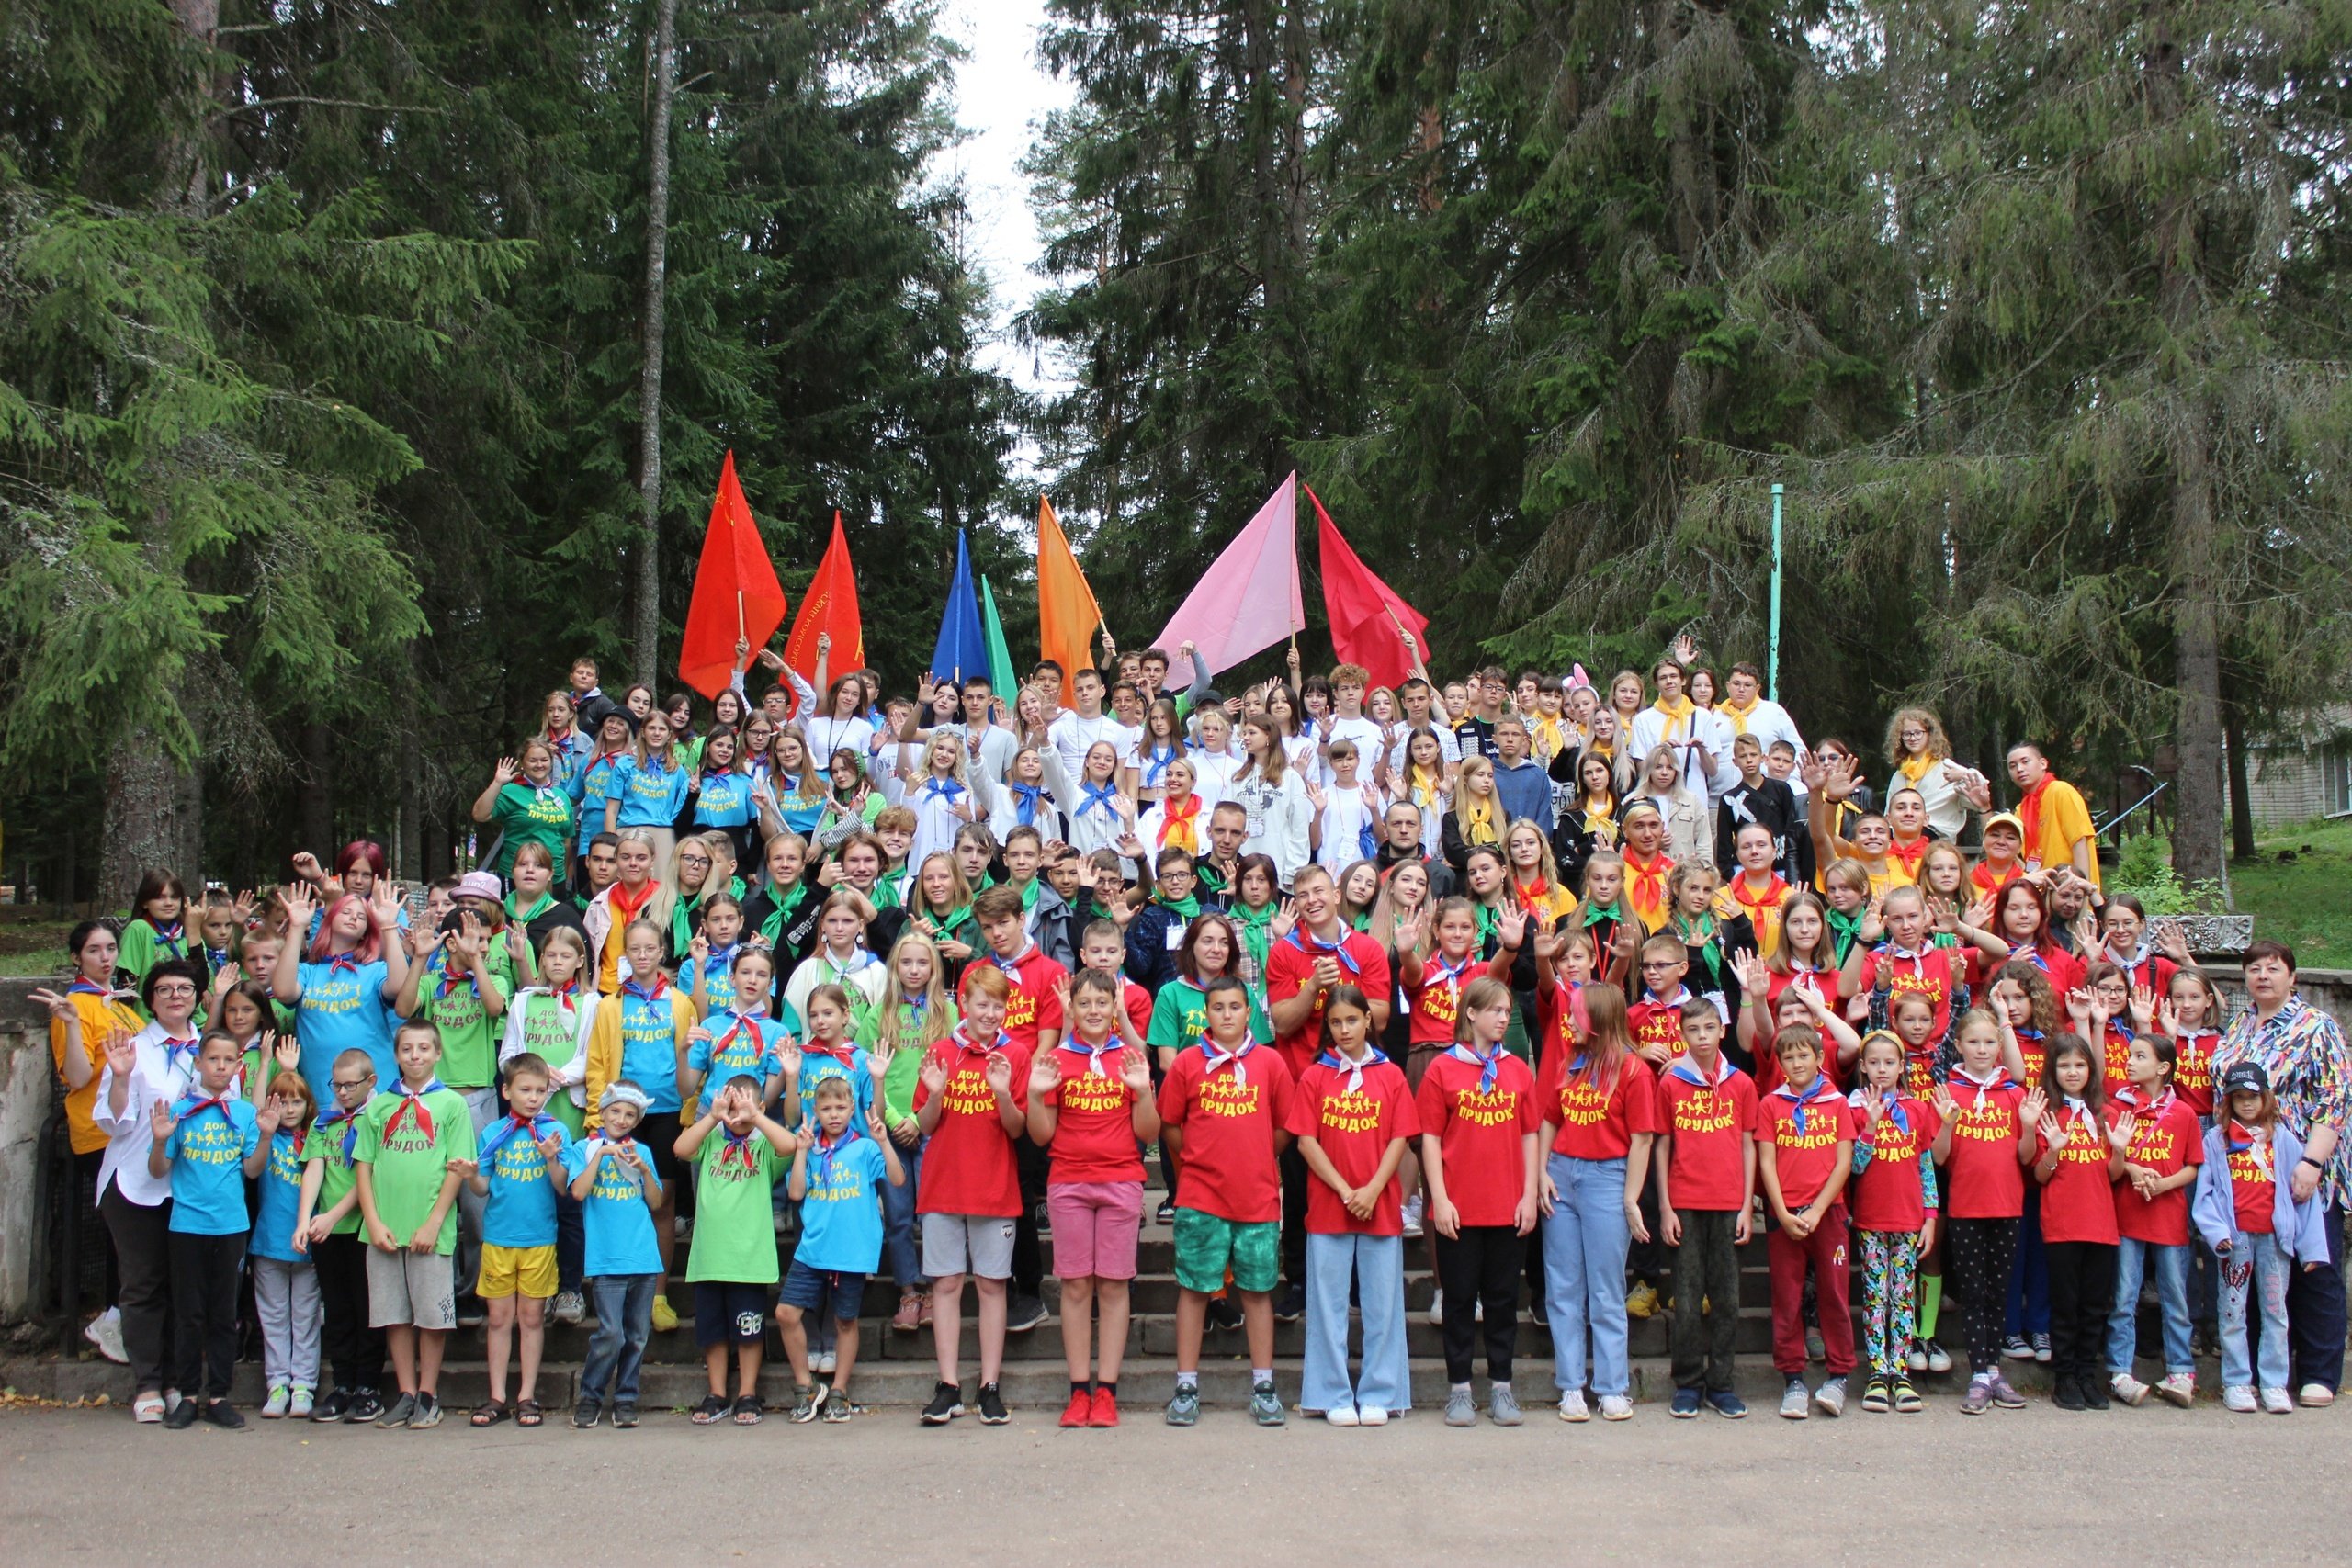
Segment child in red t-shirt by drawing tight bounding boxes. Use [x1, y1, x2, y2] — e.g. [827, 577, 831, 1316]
[1027, 970, 1160, 1430]
[1416, 976, 1540, 1427]
[1654, 996, 1756, 1417]
[1757, 1023, 1858, 1417]
[1627, 934, 1700, 1068]
[1847, 1031, 1939, 1412]
[2104, 1032, 2203, 1410]
[2067, 962, 2139, 1100]
[2158, 967, 2223, 1120]
[1928, 1007, 2039, 1411]
[1289, 986, 1419, 1426]
[1157, 975, 1298, 1427]
[1076, 919, 1155, 1045]
[2026, 1033, 2120, 1410]
[910, 964, 1029, 1427]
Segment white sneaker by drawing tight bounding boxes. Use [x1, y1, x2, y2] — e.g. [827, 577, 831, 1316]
[551, 1290, 586, 1326]
[1358, 1404, 1389, 1427]
[262, 1385, 289, 1419]
[84, 1306, 128, 1365]
[1325, 1404, 1361, 1427]
[1399, 1195, 1424, 1238]
[1425, 1288, 1444, 1327]
[2110, 1372, 2151, 1406]
[814, 1349, 837, 1374]
[1599, 1394, 1633, 1421]
[1814, 1375, 1847, 1418]
[288, 1387, 314, 1420]
[2222, 1384, 2257, 1413]
[132, 1392, 165, 1424]
[1557, 1391, 1589, 1423]
[1780, 1378, 1811, 1420]
[2300, 1382, 2336, 1408]
[2261, 1387, 2295, 1415]
[2155, 1371, 2195, 1408]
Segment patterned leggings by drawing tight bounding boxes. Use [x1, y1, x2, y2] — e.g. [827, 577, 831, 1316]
[1859, 1229, 1919, 1380]
[1946, 1216, 2022, 1375]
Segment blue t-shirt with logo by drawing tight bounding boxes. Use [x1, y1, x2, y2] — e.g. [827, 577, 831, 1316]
[561, 1137, 664, 1277]
[250, 1127, 310, 1260]
[479, 1113, 567, 1249]
[571, 750, 630, 852]
[687, 1011, 794, 1113]
[163, 1098, 263, 1235]
[794, 1044, 874, 1126]
[693, 771, 757, 829]
[795, 1133, 888, 1272]
[294, 959, 397, 1109]
[616, 987, 685, 1112]
[612, 755, 693, 828]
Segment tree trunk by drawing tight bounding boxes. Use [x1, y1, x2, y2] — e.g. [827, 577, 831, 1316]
[631, 0, 680, 689]
[2223, 699, 2256, 861]
[300, 718, 336, 860]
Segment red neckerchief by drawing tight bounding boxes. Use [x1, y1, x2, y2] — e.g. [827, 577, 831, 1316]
[1887, 834, 1929, 878]
[608, 878, 660, 925]
[1156, 795, 1203, 852]
[383, 1080, 444, 1140]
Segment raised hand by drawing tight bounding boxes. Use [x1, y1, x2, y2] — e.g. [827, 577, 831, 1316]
[1932, 1083, 1958, 1122]
[148, 1099, 175, 1140]
[2064, 987, 2093, 1026]
[2036, 1111, 2063, 1148]
[983, 1051, 1014, 1096]
[919, 1055, 949, 1096]
[2127, 983, 2156, 1031]
[2107, 1111, 2137, 1154]
[1496, 906, 1529, 951]
[492, 755, 520, 788]
[368, 877, 402, 929]
[1118, 1047, 1152, 1095]
[101, 1028, 137, 1078]
[2018, 1089, 2048, 1130]
[28, 987, 76, 1020]
[2157, 998, 2181, 1039]
[866, 1043, 894, 1086]
[1028, 1051, 1062, 1098]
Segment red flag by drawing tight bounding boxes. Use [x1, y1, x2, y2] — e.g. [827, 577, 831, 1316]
[677, 452, 789, 699]
[1308, 484, 1428, 691]
[783, 511, 865, 686]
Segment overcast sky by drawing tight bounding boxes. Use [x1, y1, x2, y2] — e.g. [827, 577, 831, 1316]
[940, 1, 1072, 400]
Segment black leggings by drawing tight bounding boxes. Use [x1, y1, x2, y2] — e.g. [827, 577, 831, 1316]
[1946, 1216, 2021, 1375]
[2044, 1240, 2118, 1389]
[1433, 1226, 1520, 1383]
[168, 1231, 246, 1402]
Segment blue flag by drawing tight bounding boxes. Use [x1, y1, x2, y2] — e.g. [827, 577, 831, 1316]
[931, 529, 989, 685]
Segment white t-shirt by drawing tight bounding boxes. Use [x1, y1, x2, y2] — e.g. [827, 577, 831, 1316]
[1048, 711, 1136, 787]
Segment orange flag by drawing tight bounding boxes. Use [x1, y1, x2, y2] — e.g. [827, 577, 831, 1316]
[1035, 495, 1102, 705]
[677, 451, 789, 699]
[783, 511, 864, 687]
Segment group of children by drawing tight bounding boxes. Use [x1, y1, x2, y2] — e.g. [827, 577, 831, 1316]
[50, 637, 2328, 1432]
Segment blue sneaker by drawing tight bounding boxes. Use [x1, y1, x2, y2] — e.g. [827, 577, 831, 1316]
[1670, 1388, 1702, 1419]
[1706, 1389, 1748, 1419]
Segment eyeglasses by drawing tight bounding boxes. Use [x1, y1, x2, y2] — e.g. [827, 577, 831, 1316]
[331, 1077, 371, 1090]
[1638, 959, 1680, 971]
[152, 984, 198, 998]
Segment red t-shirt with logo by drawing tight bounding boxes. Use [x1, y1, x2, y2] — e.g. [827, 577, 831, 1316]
[2033, 1110, 2120, 1244]
[960, 948, 1068, 1055]
[2011, 1029, 2052, 1091]
[2170, 1029, 2220, 1118]
[1265, 929, 1395, 1077]
[1849, 1094, 1940, 1234]
[2098, 1023, 2136, 1100]
[1287, 1056, 1420, 1235]
[910, 1032, 1032, 1217]
[2110, 1091, 2202, 1245]
[1943, 1077, 2029, 1219]
[1041, 1039, 1146, 1185]
[1414, 1051, 1539, 1228]
[1405, 952, 1507, 1047]
[1534, 1050, 1664, 1160]
[1157, 1041, 1297, 1223]
[1756, 1082, 1857, 1210]
[1654, 1059, 1758, 1213]
[2226, 1122, 2276, 1235]
[1859, 946, 1958, 1092]
[1626, 992, 1692, 1063]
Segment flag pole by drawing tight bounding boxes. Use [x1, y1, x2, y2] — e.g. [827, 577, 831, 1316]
[1768, 481, 1784, 702]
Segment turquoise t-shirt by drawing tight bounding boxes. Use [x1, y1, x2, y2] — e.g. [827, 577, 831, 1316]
[613, 755, 693, 828]
[478, 1111, 566, 1249]
[693, 772, 758, 829]
[794, 1044, 873, 1127]
[796, 1132, 888, 1273]
[249, 1127, 309, 1260]
[562, 1138, 664, 1277]
[687, 1011, 794, 1113]
[572, 751, 630, 852]
[616, 986, 685, 1112]
[293, 959, 397, 1115]
[163, 1097, 262, 1235]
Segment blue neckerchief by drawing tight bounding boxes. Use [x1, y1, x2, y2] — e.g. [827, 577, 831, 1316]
[1847, 1086, 1909, 1135]
[622, 976, 670, 1006]
[206, 946, 233, 972]
[1666, 1054, 1732, 1092]
[1142, 746, 1178, 788]
[478, 1111, 561, 1162]
[1009, 782, 1044, 827]
[1076, 781, 1120, 820]
[1200, 1033, 1256, 1086]
[1285, 926, 1363, 977]
[1445, 1041, 1503, 1094]
[1317, 1044, 1388, 1094]
[1771, 1077, 1836, 1136]
[315, 1106, 362, 1161]
[811, 1122, 862, 1186]
[161, 1034, 201, 1077]
[919, 776, 965, 807]
[171, 1090, 234, 1122]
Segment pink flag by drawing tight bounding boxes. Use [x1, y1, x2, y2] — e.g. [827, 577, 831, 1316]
[1153, 474, 1306, 673]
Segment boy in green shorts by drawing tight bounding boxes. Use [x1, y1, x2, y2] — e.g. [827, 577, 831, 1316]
[353, 1020, 476, 1429]
[674, 1075, 796, 1425]
[1154, 976, 1299, 1427]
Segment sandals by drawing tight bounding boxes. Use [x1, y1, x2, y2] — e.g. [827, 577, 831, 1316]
[469, 1399, 511, 1427]
[732, 1394, 763, 1426]
[514, 1399, 544, 1427]
[692, 1393, 731, 1426]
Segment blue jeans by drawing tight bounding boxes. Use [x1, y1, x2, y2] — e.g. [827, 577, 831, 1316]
[2004, 1187, 2050, 1339]
[1543, 1154, 1632, 1397]
[884, 1137, 926, 1291]
[582, 1273, 656, 1407]
[2107, 1237, 2191, 1376]
[1302, 1233, 1409, 1415]
[2221, 1230, 2292, 1392]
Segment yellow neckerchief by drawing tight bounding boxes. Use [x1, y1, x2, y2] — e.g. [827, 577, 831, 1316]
[1408, 761, 1444, 808]
[1580, 795, 1616, 835]
[1896, 752, 1937, 786]
[1717, 694, 1760, 736]
[1651, 693, 1695, 740]
[1462, 795, 1500, 845]
[1531, 714, 1567, 754]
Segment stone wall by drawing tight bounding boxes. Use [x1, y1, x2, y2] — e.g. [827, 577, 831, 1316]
[0, 980, 52, 1322]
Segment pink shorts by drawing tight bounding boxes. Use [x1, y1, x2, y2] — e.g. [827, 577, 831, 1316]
[1046, 1181, 1146, 1280]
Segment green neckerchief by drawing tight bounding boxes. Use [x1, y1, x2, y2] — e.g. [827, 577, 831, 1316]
[1088, 897, 1120, 924]
[672, 888, 709, 955]
[923, 899, 975, 935]
[759, 879, 811, 947]
[1671, 911, 1724, 988]
[873, 868, 909, 911]
[1581, 897, 1632, 928]
[1231, 900, 1275, 978]
[1015, 876, 1042, 913]
[1155, 891, 1201, 920]
[505, 891, 555, 925]
[1350, 909, 1374, 933]
[1475, 901, 1500, 949]
[1196, 859, 1233, 896]
[1826, 906, 1865, 964]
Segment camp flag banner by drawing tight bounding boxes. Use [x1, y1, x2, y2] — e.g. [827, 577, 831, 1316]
[1151, 473, 1306, 675]
[678, 451, 789, 699]
[1035, 495, 1102, 705]
[931, 529, 989, 684]
[783, 510, 864, 682]
[1308, 483, 1427, 691]
[979, 573, 1018, 702]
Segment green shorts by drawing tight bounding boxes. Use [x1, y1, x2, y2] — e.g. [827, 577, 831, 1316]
[1171, 1209, 1281, 1295]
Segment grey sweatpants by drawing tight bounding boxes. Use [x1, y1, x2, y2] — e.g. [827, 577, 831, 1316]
[252, 1256, 322, 1391]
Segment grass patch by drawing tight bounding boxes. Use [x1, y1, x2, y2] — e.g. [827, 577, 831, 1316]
[2230, 818, 2352, 970]
[0, 917, 74, 978]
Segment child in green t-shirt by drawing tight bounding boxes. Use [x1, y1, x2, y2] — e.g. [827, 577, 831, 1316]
[295, 1046, 386, 1422]
[674, 1077, 795, 1424]
[393, 912, 512, 1325]
[352, 1020, 477, 1431]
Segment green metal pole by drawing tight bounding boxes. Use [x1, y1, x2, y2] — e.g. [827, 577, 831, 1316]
[1769, 482, 1784, 701]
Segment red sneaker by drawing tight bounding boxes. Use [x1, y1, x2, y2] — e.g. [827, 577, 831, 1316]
[1088, 1386, 1120, 1427]
[1059, 1389, 1093, 1428]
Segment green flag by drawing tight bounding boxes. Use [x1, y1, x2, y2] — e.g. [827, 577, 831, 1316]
[980, 573, 1018, 702]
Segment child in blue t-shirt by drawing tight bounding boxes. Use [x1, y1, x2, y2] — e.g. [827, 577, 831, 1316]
[145, 1032, 267, 1428]
[562, 1079, 665, 1428]
[463, 1053, 571, 1426]
[780, 1072, 903, 1422]
[683, 944, 797, 1114]
[249, 1070, 322, 1419]
[784, 984, 872, 1127]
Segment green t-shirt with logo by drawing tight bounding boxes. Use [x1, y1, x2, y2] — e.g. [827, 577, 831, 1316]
[414, 971, 512, 1090]
[490, 783, 578, 882]
[685, 1133, 784, 1285]
[301, 1111, 370, 1235]
[352, 1085, 476, 1253]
